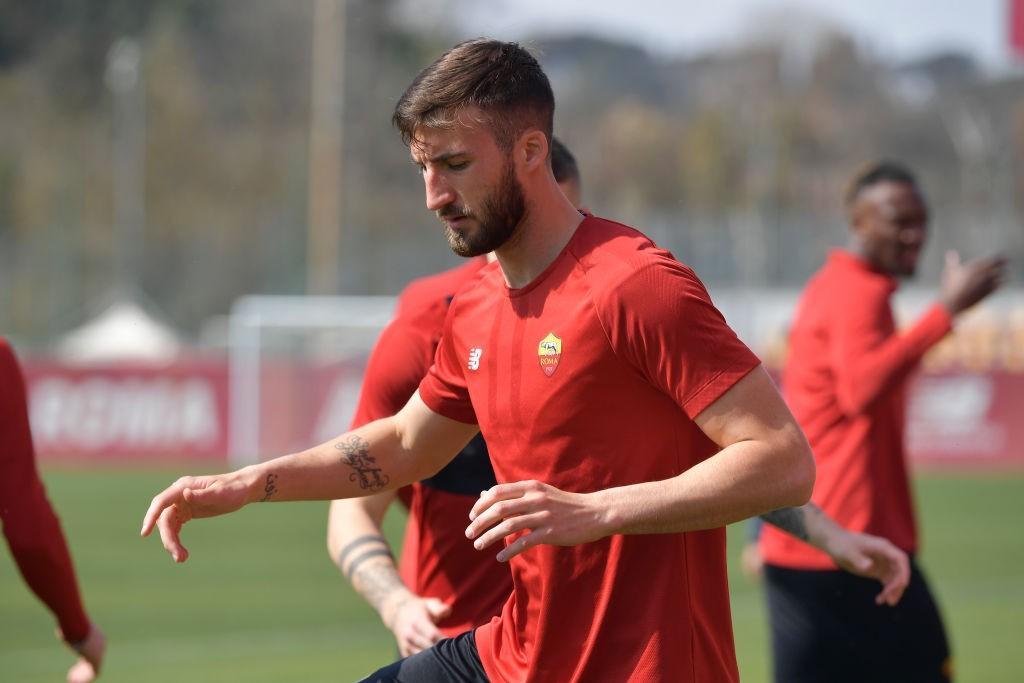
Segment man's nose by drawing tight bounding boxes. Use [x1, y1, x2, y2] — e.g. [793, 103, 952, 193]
[900, 224, 926, 246]
[424, 169, 455, 211]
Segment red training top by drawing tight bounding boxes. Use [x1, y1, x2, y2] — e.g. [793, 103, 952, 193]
[419, 215, 760, 683]
[0, 337, 91, 642]
[350, 256, 511, 637]
[761, 250, 952, 568]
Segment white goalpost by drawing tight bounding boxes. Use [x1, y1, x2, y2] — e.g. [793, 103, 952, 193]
[227, 295, 396, 467]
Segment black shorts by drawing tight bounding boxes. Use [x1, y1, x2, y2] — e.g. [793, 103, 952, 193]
[764, 560, 952, 683]
[357, 630, 489, 683]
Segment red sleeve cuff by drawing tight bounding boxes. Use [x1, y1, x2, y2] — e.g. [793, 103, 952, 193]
[417, 380, 478, 425]
[683, 356, 761, 419]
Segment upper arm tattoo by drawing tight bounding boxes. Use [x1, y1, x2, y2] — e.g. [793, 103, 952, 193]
[760, 506, 809, 542]
[335, 435, 390, 491]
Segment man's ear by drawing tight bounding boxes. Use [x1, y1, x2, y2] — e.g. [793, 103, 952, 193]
[518, 130, 549, 172]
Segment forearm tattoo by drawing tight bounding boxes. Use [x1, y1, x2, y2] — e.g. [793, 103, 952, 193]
[337, 534, 389, 571]
[354, 560, 407, 617]
[338, 535, 405, 618]
[760, 506, 809, 542]
[335, 435, 389, 491]
[258, 473, 278, 502]
[347, 548, 394, 577]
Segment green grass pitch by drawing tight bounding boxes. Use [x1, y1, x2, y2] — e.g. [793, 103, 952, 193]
[1, 469, 1022, 682]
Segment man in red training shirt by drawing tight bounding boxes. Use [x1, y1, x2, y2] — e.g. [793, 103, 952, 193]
[142, 39, 822, 682]
[760, 161, 1006, 682]
[325, 139, 581, 656]
[1, 337, 106, 683]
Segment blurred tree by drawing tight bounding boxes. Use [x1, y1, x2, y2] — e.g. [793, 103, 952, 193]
[0, 0, 215, 107]
[0, 3, 1020, 342]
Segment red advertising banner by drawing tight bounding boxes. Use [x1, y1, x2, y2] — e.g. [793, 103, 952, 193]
[24, 360, 229, 462]
[252, 358, 366, 458]
[21, 359, 1023, 469]
[907, 370, 1024, 468]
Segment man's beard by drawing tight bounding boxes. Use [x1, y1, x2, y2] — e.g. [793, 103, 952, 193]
[438, 160, 526, 257]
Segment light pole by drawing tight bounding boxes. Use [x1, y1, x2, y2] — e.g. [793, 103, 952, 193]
[307, 0, 346, 295]
[104, 37, 146, 293]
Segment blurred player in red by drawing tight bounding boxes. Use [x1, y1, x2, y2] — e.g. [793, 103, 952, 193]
[760, 161, 1007, 682]
[325, 138, 581, 657]
[0, 337, 106, 683]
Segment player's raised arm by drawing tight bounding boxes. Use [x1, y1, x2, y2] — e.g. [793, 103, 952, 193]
[140, 392, 479, 563]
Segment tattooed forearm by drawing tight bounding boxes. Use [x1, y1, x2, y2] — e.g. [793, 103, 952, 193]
[337, 535, 404, 616]
[348, 550, 408, 621]
[348, 548, 393, 576]
[335, 435, 390, 491]
[337, 534, 389, 571]
[258, 473, 278, 502]
[760, 506, 810, 542]
[356, 564, 410, 626]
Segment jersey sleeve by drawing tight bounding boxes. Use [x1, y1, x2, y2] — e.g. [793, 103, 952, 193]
[596, 255, 760, 419]
[827, 280, 952, 416]
[0, 338, 91, 643]
[417, 302, 478, 425]
[349, 302, 446, 428]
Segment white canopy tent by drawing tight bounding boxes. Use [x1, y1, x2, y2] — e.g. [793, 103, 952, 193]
[57, 300, 182, 364]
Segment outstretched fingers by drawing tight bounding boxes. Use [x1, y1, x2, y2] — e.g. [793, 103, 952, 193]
[468, 481, 541, 522]
[141, 479, 197, 562]
[141, 478, 192, 537]
[465, 481, 557, 559]
[472, 511, 552, 553]
[467, 483, 549, 543]
[140, 492, 169, 538]
[156, 503, 192, 563]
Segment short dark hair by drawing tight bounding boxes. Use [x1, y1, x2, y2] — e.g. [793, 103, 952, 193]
[393, 39, 554, 151]
[845, 161, 918, 206]
[550, 137, 579, 185]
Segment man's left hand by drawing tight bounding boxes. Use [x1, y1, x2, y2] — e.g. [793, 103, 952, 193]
[466, 480, 611, 562]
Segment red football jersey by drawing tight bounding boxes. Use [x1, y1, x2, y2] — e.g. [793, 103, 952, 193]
[419, 215, 760, 683]
[761, 250, 952, 568]
[350, 257, 510, 636]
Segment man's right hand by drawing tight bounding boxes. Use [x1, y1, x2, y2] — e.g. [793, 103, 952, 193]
[941, 251, 1007, 316]
[140, 472, 254, 563]
[385, 594, 452, 657]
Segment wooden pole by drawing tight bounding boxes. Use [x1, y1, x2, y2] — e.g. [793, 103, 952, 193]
[307, 0, 345, 294]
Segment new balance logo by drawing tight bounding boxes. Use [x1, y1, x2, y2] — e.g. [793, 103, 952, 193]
[468, 347, 483, 371]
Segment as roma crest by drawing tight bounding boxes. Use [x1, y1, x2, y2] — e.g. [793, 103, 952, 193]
[537, 332, 562, 377]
